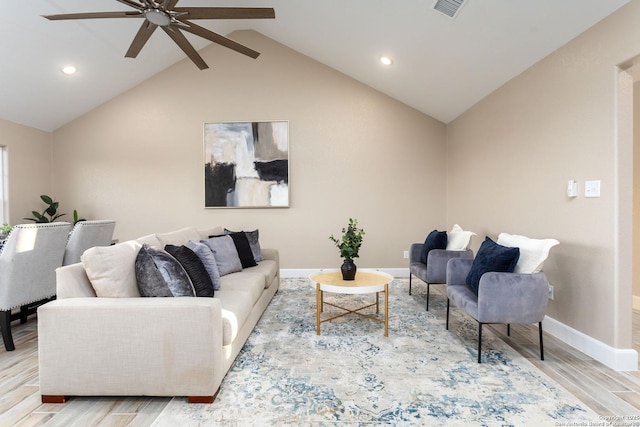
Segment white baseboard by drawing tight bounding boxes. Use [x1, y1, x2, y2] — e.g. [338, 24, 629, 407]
[281, 268, 410, 279]
[542, 316, 638, 371]
[281, 269, 637, 371]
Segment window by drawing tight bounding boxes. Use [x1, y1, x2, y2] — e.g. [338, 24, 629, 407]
[0, 147, 8, 225]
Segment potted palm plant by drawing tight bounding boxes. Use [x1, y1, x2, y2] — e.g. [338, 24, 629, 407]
[329, 218, 365, 280]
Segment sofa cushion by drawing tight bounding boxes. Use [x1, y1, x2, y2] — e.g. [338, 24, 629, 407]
[466, 237, 520, 294]
[201, 235, 243, 276]
[215, 288, 255, 346]
[186, 240, 221, 291]
[81, 240, 142, 297]
[165, 245, 214, 297]
[225, 228, 263, 262]
[156, 227, 201, 247]
[420, 230, 447, 264]
[135, 245, 195, 297]
[244, 259, 279, 289]
[219, 271, 265, 306]
[497, 233, 559, 274]
[227, 232, 258, 268]
[446, 224, 476, 251]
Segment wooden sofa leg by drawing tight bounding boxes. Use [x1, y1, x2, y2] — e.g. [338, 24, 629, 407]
[20, 305, 29, 324]
[42, 395, 66, 404]
[188, 388, 220, 404]
[0, 310, 15, 351]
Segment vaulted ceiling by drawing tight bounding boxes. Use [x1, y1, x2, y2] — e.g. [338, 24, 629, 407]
[0, 0, 630, 132]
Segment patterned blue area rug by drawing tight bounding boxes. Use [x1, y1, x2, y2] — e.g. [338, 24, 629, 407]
[152, 278, 595, 426]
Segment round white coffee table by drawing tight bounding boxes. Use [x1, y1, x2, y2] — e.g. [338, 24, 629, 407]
[309, 269, 393, 336]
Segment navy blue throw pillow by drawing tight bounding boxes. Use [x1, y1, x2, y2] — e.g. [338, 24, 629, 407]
[466, 237, 520, 294]
[420, 230, 448, 264]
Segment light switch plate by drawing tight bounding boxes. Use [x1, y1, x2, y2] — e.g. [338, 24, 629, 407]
[584, 180, 601, 198]
[567, 180, 577, 198]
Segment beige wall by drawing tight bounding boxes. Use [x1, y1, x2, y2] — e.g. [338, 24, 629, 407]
[51, 30, 446, 270]
[0, 118, 53, 224]
[447, 1, 640, 348]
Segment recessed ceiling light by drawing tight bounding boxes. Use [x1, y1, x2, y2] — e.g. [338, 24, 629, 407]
[380, 56, 393, 66]
[61, 65, 77, 75]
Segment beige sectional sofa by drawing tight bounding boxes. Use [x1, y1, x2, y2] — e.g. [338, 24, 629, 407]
[37, 226, 279, 404]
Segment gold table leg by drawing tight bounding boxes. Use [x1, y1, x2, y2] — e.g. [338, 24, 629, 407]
[316, 283, 321, 335]
[384, 282, 389, 337]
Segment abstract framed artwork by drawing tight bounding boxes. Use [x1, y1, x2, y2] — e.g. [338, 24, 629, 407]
[204, 121, 289, 208]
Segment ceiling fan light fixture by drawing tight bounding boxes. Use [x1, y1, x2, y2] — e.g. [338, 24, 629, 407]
[144, 9, 171, 26]
[61, 65, 77, 75]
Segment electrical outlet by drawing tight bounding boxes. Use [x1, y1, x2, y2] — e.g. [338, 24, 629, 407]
[403, 250, 409, 259]
[548, 284, 554, 300]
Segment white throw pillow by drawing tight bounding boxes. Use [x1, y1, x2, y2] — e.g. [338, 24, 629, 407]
[198, 225, 224, 239]
[497, 233, 559, 274]
[446, 224, 476, 250]
[81, 240, 142, 297]
[156, 226, 201, 247]
[136, 233, 162, 248]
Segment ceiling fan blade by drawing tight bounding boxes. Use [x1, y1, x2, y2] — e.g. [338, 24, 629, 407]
[178, 21, 260, 59]
[162, 27, 208, 70]
[164, 0, 180, 9]
[43, 11, 142, 20]
[125, 21, 158, 58]
[173, 7, 275, 20]
[116, 0, 145, 10]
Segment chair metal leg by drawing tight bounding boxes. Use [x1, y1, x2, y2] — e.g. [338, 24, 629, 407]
[539, 322, 544, 360]
[426, 282, 430, 311]
[446, 298, 450, 330]
[409, 273, 412, 295]
[477, 323, 483, 363]
[0, 310, 15, 351]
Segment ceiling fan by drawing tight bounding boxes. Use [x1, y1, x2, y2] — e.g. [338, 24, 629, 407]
[43, 0, 276, 70]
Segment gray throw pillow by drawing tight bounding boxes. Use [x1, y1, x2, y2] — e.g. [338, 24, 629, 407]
[201, 235, 243, 276]
[186, 240, 221, 290]
[135, 244, 195, 297]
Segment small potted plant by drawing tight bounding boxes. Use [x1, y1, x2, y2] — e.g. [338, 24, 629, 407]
[23, 195, 66, 223]
[0, 223, 12, 241]
[329, 218, 365, 280]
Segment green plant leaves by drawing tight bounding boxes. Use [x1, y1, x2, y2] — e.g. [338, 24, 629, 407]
[329, 218, 365, 259]
[24, 194, 66, 223]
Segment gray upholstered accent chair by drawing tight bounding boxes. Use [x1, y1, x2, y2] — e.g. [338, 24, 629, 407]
[0, 222, 72, 351]
[445, 257, 549, 363]
[63, 220, 116, 266]
[409, 243, 473, 310]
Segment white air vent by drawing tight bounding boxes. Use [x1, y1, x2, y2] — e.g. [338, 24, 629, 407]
[433, 0, 466, 19]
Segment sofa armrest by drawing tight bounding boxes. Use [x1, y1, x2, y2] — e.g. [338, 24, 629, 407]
[446, 257, 474, 287]
[38, 297, 224, 397]
[261, 248, 279, 264]
[56, 263, 96, 298]
[477, 271, 548, 324]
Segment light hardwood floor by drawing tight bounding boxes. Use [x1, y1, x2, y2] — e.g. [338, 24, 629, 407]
[1, 283, 640, 426]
